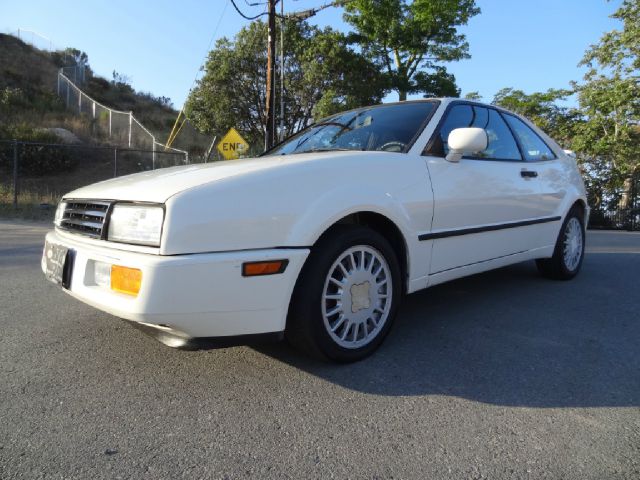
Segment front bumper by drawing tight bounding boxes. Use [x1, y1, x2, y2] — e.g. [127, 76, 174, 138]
[42, 230, 309, 345]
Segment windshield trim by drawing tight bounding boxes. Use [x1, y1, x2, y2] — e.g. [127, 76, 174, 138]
[261, 99, 441, 157]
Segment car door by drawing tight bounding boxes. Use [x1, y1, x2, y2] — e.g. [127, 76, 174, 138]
[502, 112, 566, 247]
[422, 103, 549, 275]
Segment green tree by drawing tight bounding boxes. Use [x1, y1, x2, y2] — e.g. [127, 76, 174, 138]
[185, 20, 385, 146]
[572, 0, 639, 209]
[463, 91, 482, 101]
[342, 0, 480, 100]
[63, 48, 89, 67]
[492, 88, 576, 146]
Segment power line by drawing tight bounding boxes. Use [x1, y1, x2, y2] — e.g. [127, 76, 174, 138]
[230, 0, 269, 20]
[190, 0, 230, 90]
[166, 0, 230, 149]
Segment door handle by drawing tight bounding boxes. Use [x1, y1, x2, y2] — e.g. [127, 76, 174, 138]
[520, 169, 538, 178]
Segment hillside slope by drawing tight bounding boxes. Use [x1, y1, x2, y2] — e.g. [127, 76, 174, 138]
[0, 34, 207, 153]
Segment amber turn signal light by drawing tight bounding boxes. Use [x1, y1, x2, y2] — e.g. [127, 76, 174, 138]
[111, 265, 142, 296]
[242, 259, 289, 277]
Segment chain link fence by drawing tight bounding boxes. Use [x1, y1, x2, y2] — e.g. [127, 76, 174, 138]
[5, 29, 57, 53]
[56, 72, 188, 164]
[0, 140, 191, 219]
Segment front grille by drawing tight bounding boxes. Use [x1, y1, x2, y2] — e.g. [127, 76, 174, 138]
[58, 200, 111, 238]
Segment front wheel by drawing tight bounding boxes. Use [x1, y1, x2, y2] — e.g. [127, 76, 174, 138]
[536, 207, 585, 280]
[286, 225, 402, 362]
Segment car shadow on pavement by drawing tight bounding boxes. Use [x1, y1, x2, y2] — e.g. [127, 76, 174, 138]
[254, 254, 640, 408]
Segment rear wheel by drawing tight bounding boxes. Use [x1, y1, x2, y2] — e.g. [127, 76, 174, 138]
[286, 225, 402, 362]
[536, 207, 585, 280]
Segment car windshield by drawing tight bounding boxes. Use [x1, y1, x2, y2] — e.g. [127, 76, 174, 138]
[266, 101, 438, 156]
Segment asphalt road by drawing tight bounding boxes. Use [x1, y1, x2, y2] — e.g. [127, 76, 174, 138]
[1, 221, 638, 479]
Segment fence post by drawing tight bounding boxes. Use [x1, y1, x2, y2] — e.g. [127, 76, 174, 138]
[57, 72, 60, 96]
[632, 175, 637, 231]
[109, 110, 112, 137]
[12, 139, 18, 210]
[114, 147, 118, 177]
[78, 90, 82, 113]
[66, 81, 70, 108]
[152, 140, 156, 170]
[128, 112, 132, 148]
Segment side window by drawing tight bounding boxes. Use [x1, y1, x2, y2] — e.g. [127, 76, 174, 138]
[478, 109, 522, 161]
[470, 105, 489, 129]
[504, 114, 556, 161]
[427, 104, 522, 161]
[438, 105, 473, 155]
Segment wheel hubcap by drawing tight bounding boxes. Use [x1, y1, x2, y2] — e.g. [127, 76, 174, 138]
[563, 217, 583, 271]
[322, 246, 392, 349]
[350, 282, 371, 313]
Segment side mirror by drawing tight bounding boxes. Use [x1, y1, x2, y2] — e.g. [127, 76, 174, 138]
[445, 128, 488, 163]
[563, 149, 577, 159]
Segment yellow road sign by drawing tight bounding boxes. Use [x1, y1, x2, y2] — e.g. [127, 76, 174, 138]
[217, 128, 249, 160]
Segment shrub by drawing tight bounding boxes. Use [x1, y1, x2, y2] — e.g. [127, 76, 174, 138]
[0, 125, 78, 176]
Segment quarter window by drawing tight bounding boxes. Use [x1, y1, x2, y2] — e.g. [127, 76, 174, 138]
[504, 114, 556, 161]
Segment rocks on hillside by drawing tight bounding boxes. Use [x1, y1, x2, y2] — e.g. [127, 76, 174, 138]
[38, 128, 81, 144]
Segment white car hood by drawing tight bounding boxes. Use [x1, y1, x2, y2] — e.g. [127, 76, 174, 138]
[64, 154, 321, 203]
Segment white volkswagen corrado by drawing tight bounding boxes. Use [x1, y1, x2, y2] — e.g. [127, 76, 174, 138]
[42, 99, 588, 362]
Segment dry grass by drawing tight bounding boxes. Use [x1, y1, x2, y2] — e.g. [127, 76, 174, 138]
[0, 185, 57, 221]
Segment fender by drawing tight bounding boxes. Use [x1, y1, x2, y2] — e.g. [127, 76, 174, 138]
[285, 182, 433, 292]
[162, 152, 434, 259]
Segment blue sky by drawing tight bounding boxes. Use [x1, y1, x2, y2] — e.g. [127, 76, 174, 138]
[2, 0, 622, 108]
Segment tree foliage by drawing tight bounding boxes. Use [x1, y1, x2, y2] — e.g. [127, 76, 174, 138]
[463, 91, 482, 101]
[185, 20, 385, 146]
[492, 1, 640, 212]
[492, 88, 577, 146]
[342, 0, 480, 100]
[572, 0, 640, 207]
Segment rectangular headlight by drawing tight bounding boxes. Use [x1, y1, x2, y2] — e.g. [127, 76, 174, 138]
[107, 204, 164, 247]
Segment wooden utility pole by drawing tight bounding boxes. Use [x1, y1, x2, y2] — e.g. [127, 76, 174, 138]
[265, 0, 277, 150]
[229, 0, 336, 149]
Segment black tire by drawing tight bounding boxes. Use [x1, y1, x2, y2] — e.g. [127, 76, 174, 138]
[286, 225, 402, 363]
[536, 206, 585, 280]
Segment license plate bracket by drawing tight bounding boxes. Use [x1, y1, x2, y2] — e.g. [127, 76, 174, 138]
[44, 241, 75, 289]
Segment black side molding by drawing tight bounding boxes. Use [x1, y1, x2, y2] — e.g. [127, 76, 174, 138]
[419, 216, 562, 241]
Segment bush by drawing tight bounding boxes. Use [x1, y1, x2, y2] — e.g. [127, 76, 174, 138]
[18, 143, 78, 176]
[0, 125, 78, 176]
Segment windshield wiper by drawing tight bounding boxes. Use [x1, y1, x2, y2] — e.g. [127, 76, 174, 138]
[294, 147, 359, 154]
[314, 121, 354, 131]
